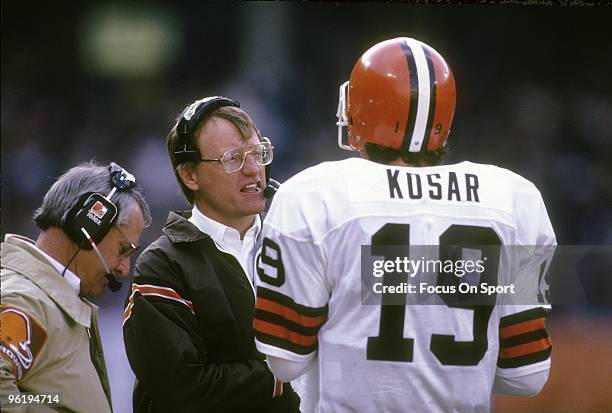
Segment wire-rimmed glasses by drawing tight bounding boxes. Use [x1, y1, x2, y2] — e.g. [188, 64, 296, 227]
[199, 139, 274, 173]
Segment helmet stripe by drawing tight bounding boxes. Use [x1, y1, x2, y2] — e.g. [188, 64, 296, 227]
[421, 47, 438, 153]
[401, 38, 432, 153]
[398, 39, 419, 152]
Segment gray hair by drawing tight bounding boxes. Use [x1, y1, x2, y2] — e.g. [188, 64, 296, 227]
[33, 161, 152, 230]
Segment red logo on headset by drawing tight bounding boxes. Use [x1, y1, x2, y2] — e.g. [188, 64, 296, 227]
[90, 201, 108, 219]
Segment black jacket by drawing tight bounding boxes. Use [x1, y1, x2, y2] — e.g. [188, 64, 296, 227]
[123, 211, 300, 413]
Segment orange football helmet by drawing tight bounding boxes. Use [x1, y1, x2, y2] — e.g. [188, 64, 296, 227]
[337, 37, 456, 152]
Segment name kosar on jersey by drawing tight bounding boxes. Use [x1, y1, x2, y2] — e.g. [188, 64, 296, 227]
[253, 158, 555, 413]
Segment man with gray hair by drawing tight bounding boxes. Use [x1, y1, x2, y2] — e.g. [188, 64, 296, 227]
[0, 161, 151, 413]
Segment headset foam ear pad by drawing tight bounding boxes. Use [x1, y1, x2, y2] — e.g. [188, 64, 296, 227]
[62, 192, 94, 245]
[63, 193, 118, 248]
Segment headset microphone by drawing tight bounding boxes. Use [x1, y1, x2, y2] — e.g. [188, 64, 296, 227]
[107, 275, 122, 292]
[80, 228, 122, 292]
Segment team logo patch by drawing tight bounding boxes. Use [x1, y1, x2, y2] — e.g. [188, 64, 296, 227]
[90, 201, 108, 219]
[0, 306, 48, 381]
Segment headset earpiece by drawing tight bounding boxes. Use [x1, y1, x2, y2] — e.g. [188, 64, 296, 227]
[62, 193, 118, 249]
[264, 178, 280, 199]
[264, 163, 280, 199]
[60, 162, 136, 293]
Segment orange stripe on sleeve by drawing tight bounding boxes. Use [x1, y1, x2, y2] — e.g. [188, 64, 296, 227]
[500, 317, 546, 339]
[256, 297, 327, 328]
[123, 283, 194, 325]
[254, 319, 318, 347]
[499, 337, 552, 359]
[134, 284, 194, 312]
[123, 301, 134, 324]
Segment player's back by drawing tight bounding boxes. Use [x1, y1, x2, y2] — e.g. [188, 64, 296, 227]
[256, 157, 554, 413]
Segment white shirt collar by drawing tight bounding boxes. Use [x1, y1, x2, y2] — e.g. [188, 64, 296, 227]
[188, 205, 261, 290]
[188, 205, 261, 250]
[33, 244, 81, 295]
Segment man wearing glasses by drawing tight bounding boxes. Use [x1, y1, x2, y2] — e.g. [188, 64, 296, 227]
[123, 97, 300, 413]
[1, 161, 151, 412]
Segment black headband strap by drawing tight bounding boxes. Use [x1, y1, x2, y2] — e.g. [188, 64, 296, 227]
[174, 96, 240, 166]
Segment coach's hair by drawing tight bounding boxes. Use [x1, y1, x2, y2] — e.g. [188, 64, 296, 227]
[166, 105, 261, 205]
[33, 161, 152, 231]
[364, 143, 448, 167]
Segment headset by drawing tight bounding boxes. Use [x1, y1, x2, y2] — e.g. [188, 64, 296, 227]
[61, 162, 137, 292]
[173, 96, 280, 199]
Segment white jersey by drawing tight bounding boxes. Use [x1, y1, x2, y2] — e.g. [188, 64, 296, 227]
[254, 158, 555, 413]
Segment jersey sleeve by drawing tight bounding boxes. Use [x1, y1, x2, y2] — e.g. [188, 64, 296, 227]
[493, 369, 549, 396]
[254, 173, 336, 363]
[496, 179, 556, 381]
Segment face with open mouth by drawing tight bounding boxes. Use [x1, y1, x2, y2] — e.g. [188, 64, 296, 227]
[188, 117, 267, 231]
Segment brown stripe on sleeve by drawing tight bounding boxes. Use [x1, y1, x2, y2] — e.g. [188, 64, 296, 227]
[254, 287, 328, 355]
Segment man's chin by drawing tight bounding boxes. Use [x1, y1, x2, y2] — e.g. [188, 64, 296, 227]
[239, 203, 266, 217]
[90, 279, 108, 297]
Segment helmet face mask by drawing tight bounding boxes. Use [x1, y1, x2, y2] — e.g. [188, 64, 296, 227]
[337, 37, 456, 154]
[336, 81, 353, 150]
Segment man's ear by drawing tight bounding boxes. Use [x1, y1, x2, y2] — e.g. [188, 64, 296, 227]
[177, 164, 200, 191]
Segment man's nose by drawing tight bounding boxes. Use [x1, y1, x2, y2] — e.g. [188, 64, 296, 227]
[115, 256, 131, 278]
[241, 152, 259, 175]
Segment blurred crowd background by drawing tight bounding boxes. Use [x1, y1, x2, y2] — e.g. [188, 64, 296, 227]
[2, 3, 611, 413]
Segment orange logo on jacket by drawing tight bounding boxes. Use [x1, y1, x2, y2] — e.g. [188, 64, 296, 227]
[0, 306, 48, 381]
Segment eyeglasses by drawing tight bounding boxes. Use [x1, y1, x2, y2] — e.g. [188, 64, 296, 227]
[199, 140, 274, 174]
[116, 226, 140, 258]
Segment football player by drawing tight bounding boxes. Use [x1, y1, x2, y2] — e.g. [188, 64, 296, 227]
[253, 37, 555, 412]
